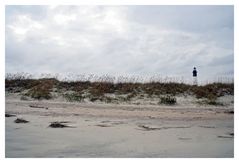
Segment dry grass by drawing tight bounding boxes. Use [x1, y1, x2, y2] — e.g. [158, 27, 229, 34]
[24, 78, 58, 100]
[5, 74, 234, 102]
[191, 83, 233, 99]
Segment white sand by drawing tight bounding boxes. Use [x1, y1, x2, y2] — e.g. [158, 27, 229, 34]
[5, 96, 234, 158]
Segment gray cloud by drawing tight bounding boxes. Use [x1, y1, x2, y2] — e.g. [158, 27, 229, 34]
[5, 5, 234, 83]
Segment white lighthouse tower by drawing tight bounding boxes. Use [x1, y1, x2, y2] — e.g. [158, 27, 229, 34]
[192, 67, 198, 85]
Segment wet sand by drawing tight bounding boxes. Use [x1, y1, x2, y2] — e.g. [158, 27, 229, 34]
[5, 99, 234, 158]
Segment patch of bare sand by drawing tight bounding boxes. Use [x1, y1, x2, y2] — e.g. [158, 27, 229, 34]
[5, 97, 234, 157]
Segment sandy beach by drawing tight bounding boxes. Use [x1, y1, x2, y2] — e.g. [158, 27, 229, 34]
[5, 4, 235, 159]
[5, 94, 234, 158]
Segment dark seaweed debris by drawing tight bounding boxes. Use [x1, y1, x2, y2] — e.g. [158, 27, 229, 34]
[49, 122, 71, 128]
[5, 114, 16, 117]
[229, 133, 234, 136]
[224, 110, 234, 114]
[14, 118, 29, 123]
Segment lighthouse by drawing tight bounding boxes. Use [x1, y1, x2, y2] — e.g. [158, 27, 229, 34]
[192, 67, 198, 85]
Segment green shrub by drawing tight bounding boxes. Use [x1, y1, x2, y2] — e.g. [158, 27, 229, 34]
[206, 99, 223, 106]
[20, 96, 28, 101]
[26, 88, 52, 100]
[64, 92, 83, 102]
[89, 96, 101, 102]
[159, 95, 176, 105]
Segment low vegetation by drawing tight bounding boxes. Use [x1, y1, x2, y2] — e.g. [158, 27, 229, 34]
[63, 92, 84, 102]
[5, 73, 234, 105]
[159, 95, 177, 105]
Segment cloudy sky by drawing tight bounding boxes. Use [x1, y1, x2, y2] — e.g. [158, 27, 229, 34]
[5, 5, 234, 82]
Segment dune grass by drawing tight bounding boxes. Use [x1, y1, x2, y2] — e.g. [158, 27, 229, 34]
[5, 74, 234, 103]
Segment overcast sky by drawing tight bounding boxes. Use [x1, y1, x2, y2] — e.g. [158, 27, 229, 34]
[5, 5, 234, 82]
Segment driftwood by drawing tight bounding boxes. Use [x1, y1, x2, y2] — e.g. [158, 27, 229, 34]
[138, 125, 191, 131]
[29, 105, 48, 109]
[218, 136, 233, 139]
[95, 124, 112, 127]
